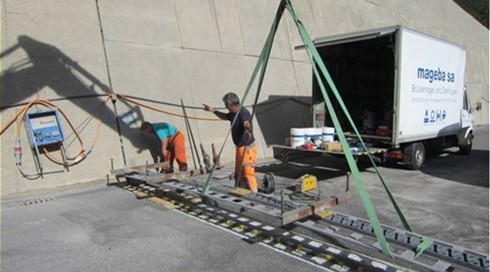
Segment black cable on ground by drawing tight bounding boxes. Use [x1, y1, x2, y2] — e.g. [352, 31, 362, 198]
[259, 172, 276, 194]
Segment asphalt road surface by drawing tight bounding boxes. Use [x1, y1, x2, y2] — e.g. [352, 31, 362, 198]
[258, 125, 489, 255]
[2, 125, 488, 271]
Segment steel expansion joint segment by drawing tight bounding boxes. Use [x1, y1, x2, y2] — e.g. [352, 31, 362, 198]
[129, 183, 403, 272]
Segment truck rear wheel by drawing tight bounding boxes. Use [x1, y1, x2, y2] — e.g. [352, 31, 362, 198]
[459, 133, 473, 155]
[404, 142, 425, 170]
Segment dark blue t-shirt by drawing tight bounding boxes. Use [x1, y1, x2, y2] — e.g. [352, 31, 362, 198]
[226, 107, 255, 147]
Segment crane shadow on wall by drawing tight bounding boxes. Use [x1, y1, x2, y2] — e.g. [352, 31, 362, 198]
[0, 35, 153, 165]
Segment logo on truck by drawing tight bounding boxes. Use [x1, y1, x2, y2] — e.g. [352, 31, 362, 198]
[417, 67, 455, 83]
[424, 109, 447, 125]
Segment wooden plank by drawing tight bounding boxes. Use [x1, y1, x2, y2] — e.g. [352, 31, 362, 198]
[229, 187, 253, 197]
[133, 190, 149, 198]
[281, 206, 313, 225]
[314, 210, 334, 219]
[149, 196, 175, 209]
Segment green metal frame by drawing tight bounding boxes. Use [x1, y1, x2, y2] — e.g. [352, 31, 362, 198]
[200, 0, 433, 259]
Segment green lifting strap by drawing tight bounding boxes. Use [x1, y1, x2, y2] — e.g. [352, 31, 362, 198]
[201, 0, 434, 258]
[283, 0, 397, 257]
[415, 238, 434, 259]
[200, 1, 286, 195]
[284, 0, 434, 258]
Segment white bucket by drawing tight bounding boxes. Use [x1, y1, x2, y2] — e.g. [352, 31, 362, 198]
[304, 128, 316, 143]
[290, 128, 305, 148]
[314, 127, 322, 137]
[313, 127, 323, 145]
[322, 127, 335, 142]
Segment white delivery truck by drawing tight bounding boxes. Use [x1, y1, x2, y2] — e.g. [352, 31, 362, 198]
[310, 25, 478, 170]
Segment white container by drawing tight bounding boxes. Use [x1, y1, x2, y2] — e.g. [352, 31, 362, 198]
[322, 127, 335, 142]
[313, 127, 323, 145]
[304, 128, 316, 143]
[314, 128, 323, 139]
[290, 128, 305, 148]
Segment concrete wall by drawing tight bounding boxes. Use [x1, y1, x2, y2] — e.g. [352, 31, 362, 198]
[1, 0, 488, 196]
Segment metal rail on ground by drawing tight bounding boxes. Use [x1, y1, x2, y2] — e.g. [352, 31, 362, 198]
[113, 170, 489, 272]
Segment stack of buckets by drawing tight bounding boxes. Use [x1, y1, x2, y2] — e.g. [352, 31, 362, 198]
[290, 127, 335, 148]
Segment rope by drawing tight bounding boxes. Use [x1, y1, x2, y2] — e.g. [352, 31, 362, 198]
[117, 94, 220, 121]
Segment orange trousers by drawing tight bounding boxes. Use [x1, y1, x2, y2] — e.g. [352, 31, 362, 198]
[166, 132, 187, 171]
[234, 144, 258, 192]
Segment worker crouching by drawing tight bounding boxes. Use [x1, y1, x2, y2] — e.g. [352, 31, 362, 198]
[141, 121, 188, 173]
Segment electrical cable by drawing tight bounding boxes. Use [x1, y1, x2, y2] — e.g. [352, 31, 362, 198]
[288, 188, 322, 203]
[259, 172, 275, 194]
[1, 95, 112, 177]
[1, 92, 308, 129]
[1, 92, 304, 178]
[11, 99, 83, 176]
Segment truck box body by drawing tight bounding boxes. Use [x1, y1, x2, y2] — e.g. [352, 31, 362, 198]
[397, 28, 466, 143]
[310, 25, 474, 169]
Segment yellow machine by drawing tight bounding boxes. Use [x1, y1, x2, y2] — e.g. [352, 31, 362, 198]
[295, 174, 317, 192]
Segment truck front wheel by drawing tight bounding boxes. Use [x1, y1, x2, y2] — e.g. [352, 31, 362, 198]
[459, 133, 473, 155]
[403, 142, 425, 170]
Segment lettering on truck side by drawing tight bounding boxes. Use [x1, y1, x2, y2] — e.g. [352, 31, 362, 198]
[417, 67, 455, 83]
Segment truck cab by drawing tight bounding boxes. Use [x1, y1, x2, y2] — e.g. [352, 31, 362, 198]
[459, 88, 475, 154]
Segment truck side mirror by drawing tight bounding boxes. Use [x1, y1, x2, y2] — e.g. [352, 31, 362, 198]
[476, 102, 482, 111]
[470, 101, 482, 113]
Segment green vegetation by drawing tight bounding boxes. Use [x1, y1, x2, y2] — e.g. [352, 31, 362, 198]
[454, 0, 489, 28]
